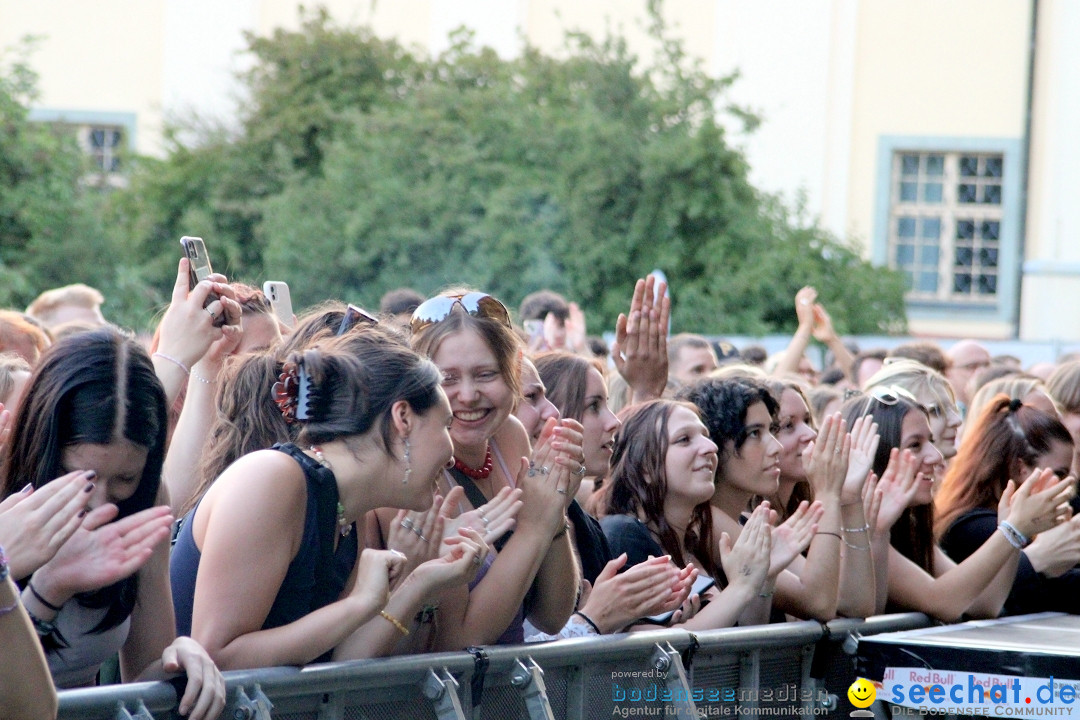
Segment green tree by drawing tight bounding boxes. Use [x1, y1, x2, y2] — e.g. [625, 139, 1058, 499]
[110, 6, 906, 335]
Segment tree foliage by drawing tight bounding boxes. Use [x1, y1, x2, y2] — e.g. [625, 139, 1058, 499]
[7, 7, 907, 335]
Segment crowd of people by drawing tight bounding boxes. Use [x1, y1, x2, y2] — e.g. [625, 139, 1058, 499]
[2, 261, 1079, 719]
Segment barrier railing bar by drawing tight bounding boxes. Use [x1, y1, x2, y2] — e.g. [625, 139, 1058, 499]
[55, 614, 937, 720]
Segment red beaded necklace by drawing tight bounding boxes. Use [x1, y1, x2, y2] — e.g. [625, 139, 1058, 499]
[454, 446, 494, 480]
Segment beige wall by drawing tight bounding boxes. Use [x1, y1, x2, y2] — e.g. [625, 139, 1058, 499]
[847, 0, 1031, 247]
[0, 0, 166, 152]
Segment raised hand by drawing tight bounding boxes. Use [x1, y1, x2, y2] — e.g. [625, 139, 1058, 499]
[579, 554, 694, 633]
[387, 490, 453, 585]
[154, 258, 243, 380]
[794, 286, 817, 330]
[611, 275, 670, 402]
[999, 469, 1075, 538]
[443, 486, 522, 548]
[410, 526, 489, 593]
[160, 636, 226, 720]
[350, 548, 409, 611]
[527, 417, 585, 515]
[720, 504, 771, 594]
[770, 500, 823, 576]
[801, 413, 850, 498]
[0, 471, 96, 579]
[871, 448, 922, 535]
[565, 302, 588, 354]
[28, 504, 174, 607]
[1025, 514, 1080, 577]
[842, 416, 879, 504]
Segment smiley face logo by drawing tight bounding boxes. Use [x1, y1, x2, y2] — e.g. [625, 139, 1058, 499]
[848, 678, 876, 709]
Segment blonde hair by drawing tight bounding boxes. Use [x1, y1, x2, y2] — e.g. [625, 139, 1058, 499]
[26, 283, 105, 325]
[863, 358, 957, 417]
[0, 352, 31, 405]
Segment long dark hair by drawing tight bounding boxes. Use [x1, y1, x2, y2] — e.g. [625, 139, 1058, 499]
[604, 400, 713, 571]
[676, 376, 779, 481]
[841, 389, 936, 574]
[1, 328, 168, 632]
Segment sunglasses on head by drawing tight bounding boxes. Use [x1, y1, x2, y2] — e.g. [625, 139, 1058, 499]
[410, 292, 511, 335]
[867, 384, 919, 406]
[336, 304, 379, 336]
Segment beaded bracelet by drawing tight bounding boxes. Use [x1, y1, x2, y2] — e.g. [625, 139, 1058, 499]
[842, 524, 870, 533]
[380, 610, 410, 637]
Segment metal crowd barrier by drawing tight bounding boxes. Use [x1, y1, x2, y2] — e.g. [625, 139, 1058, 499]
[56, 613, 932, 720]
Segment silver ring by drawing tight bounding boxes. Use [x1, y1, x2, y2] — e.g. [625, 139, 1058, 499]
[574, 465, 586, 477]
[527, 460, 537, 477]
[480, 513, 490, 527]
[472, 555, 482, 566]
[206, 307, 217, 321]
[401, 518, 414, 531]
[557, 488, 568, 495]
[540, 466, 550, 476]
[417, 533, 428, 542]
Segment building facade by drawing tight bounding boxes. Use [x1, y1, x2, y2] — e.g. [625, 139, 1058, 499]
[1, 0, 1076, 340]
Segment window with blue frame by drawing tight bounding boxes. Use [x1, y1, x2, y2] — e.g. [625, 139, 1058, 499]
[888, 151, 1003, 304]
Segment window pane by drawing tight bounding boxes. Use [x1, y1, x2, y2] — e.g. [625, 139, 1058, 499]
[982, 184, 1001, 205]
[958, 184, 977, 203]
[954, 273, 972, 293]
[956, 220, 975, 240]
[897, 217, 917, 238]
[960, 156, 979, 177]
[984, 157, 1003, 178]
[955, 247, 974, 267]
[977, 274, 997, 294]
[896, 244, 915, 265]
[901, 154, 920, 175]
[900, 182, 918, 202]
[979, 248, 999, 267]
[921, 217, 941, 239]
[918, 272, 938, 292]
[921, 245, 939, 265]
[980, 221, 1000, 241]
[923, 182, 943, 203]
[926, 155, 944, 176]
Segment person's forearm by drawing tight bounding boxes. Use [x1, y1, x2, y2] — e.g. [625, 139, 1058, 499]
[775, 498, 841, 621]
[152, 355, 190, 408]
[871, 531, 891, 615]
[334, 572, 432, 660]
[824, 337, 855, 378]
[0, 577, 57, 720]
[437, 525, 553, 647]
[836, 503, 875, 618]
[527, 532, 579, 633]
[195, 594, 384, 670]
[777, 327, 812, 376]
[678, 583, 759, 630]
[966, 551, 1020, 619]
[162, 375, 217, 514]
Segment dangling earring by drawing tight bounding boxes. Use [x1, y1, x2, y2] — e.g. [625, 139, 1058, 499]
[403, 437, 412, 485]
